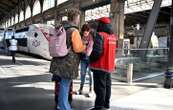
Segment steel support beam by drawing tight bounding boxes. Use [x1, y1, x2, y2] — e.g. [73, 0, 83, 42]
[0, 8, 10, 15]
[0, 2, 14, 9]
[54, 0, 58, 25]
[39, 0, 44, 23]
[139, 0, 162, 54]
[80, 0, 110, 11]
[164, 0, 173, 89]
[111, 0, 125, 38]
[10, 0, 18, 5]
[111, 0, 125, 57]
[168, 3, 173, 67]
[80, 10, 85, 28]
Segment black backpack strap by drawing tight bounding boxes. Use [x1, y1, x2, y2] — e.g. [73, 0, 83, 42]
[65, 25, 79, 30]
[65, 25, 79, 49]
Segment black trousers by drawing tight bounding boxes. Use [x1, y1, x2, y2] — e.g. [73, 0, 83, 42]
[11, 51, 16, 64]
[93, 70, 111, 109]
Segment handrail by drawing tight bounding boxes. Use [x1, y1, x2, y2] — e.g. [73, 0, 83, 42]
[116, 48, 169, 51]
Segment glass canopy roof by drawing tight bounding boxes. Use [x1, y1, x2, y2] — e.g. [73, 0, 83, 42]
[85, 0, 172, 21]
[125, 0, 172, 14]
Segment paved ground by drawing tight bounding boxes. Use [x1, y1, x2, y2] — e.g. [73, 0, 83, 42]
[0, 54, 173, 110]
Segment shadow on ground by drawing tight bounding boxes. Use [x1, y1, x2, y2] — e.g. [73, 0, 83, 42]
[0, 74, 55, 110]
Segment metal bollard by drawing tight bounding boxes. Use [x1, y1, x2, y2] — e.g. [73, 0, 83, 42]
[127, 63, 133, 85]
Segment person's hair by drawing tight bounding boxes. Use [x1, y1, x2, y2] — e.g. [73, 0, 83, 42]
[89, 20, 98, 30]
[67, 8, 81, 21]
[81, 23, 90, 33]
[97, 22, 113, 34]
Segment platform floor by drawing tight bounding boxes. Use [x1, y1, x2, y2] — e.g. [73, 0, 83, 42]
[0, 54, 173, 110]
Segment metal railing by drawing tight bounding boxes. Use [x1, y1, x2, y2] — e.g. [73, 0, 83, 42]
[114, 48, 168, 83]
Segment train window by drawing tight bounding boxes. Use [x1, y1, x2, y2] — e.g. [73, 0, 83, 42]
[17, 38, 27, 47]
[34, 32, 38, 38]
[15, 27, 29, 33]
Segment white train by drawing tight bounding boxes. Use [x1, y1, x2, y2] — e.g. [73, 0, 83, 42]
[0, 28, 5, 48]
[5, 24, 54, 60]
[1, 28, 14, 49]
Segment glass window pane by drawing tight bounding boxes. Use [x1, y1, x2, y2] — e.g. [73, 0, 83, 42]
[11, 17, 14, 25]
[25, 6, 31, 19]
[15, 14, 18, 24]
[57, 0, 68, 5]
[125, 0, 172, 14]
[33, 0, 41, 16]
[19, 11, 24, 22]
[43, 0, 55, 12]
[47, 19, 55, 25]
[62, 16, 67, 21]
[85, 4, 110, 21]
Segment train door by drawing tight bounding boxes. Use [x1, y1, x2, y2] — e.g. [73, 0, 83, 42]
[15, 27, 29, 52]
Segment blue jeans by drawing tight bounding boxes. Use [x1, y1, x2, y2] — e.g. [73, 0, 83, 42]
[80, 59, 92, 89]
[58, 78, 71, 110]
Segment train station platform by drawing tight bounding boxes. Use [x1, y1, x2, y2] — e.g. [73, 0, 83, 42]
[0, 54, 173, 110]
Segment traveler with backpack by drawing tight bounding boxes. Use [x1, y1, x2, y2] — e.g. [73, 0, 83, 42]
[51, 20, 74, 110]
[78, 23, 93, 96]
[49, 8, 85, 110]
[89, 17, 117, 110]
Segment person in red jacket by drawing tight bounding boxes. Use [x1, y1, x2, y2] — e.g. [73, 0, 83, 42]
[90, 17, 117, 110]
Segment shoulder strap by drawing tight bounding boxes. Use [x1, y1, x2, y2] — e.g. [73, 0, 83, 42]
[65, 25, 78, 31]
[65, 25, 79, 49]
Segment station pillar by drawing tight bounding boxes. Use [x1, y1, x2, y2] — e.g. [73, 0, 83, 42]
[30, 7, 34, 24]
[54, 0, 58, 26]
[80, 10, 85, 29]
[111, 0, 125, 56]
[73, 0, 80, 8]
[164, 1, 173, 88]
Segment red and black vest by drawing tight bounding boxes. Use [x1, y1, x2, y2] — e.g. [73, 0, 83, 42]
[90, 32, 117, 73]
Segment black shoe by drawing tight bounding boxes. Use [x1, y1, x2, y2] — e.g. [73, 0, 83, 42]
[103, 107, 110, 110]
[79, 90, 83, 95]
[104, 105, 110, 109]
[164, 77, 173, 89]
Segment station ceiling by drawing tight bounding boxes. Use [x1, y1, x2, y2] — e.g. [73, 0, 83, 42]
[0, 0, 18, 17]
[125, 6, 171, 26]
[0, 0, 171, 27]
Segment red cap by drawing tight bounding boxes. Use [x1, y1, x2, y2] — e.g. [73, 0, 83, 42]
[97, 17, 111, 24]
